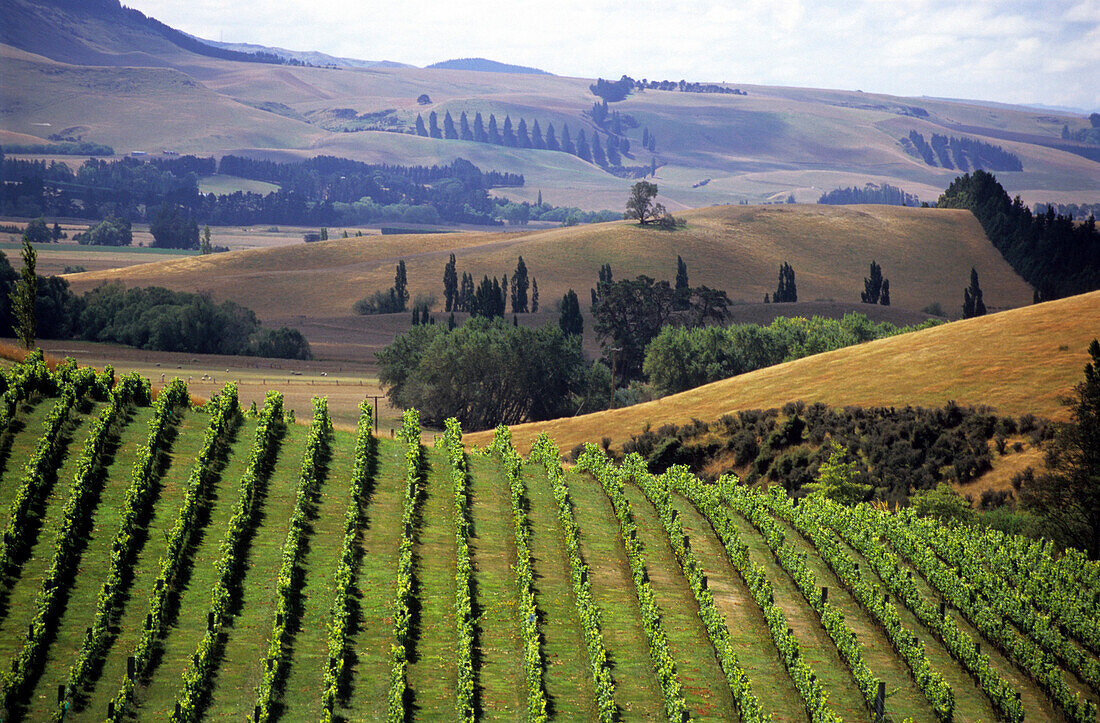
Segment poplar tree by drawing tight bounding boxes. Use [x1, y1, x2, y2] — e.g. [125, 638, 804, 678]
[531, 120, 546, 149]
[11, 238, 36, 349]
[428, 111, 441, 138]
[517, 118, 531, 148]
[510, 256, 529, 313]
[474, 112, 487, 142]
[443, 111, 457, 139]
[502, 115, 516, 146]
[488, 114, 501, 144]
[963, 267, 986, 318]
[443, 253, 458, 311]
[544, 123, 559, 151]
[460, 111, 472, 140]
[394, 260, 409, 311]
[415, 114, 428, 137]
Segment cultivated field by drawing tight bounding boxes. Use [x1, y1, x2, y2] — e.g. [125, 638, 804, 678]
[0, 361, 1097, 722]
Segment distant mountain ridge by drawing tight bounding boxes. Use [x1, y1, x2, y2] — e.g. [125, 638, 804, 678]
[426, 57, 551, 75]
[188, 35, 412, 69]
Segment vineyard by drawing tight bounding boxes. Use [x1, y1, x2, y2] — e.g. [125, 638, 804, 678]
[0, 354, 1099, 722]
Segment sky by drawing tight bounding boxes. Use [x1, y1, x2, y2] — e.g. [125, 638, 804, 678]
[127, 0, 1100, 112]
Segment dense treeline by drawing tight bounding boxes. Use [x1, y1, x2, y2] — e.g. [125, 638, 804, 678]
[642, 313, 939, 396]
[0, 153, 517, 227]
[620, 400, 1049, 505]
[590, 75, 746, 101]
[0, 250, 309, 358]
[938, 170, 1100, 299]
[0, 142, 115, 156]
[818, 183, 920, 206]
[413, 108, 645, 171]
[78, 285, 312, 358]
[901, 131, 1022, 172]
[1034, 202, 1100, 220]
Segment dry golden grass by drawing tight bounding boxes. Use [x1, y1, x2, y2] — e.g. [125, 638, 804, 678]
[468, 290, 1100, 453]
[66, 203, 1032, 322]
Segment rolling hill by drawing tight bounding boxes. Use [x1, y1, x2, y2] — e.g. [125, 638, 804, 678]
[2, 0, 1098, 211]
[466, 290, 1100, 452]
[65, 203, 1034, 352]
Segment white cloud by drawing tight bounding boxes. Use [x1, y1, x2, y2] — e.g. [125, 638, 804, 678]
[126, 0, 1100, 109]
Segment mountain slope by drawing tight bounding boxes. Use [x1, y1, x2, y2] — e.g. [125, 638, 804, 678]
[466, 290, 1100, 452]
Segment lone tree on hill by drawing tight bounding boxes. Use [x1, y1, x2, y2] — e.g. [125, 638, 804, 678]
[11, 238, 36, 349]
[1020, 339, 1100, 556]
[625, 181, 660, 225]
[862, 260, 889, 304]
[963, 267, 986, 318]
[774, 262, 797, 302]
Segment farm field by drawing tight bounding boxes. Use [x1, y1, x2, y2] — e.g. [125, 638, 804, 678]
[0, 359, 1098, 721]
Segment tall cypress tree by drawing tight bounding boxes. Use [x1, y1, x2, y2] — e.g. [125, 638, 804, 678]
[394, 259, 409, 311]
[880, 279, 891, 306]
[560, 124, 575, 155]
[11, 237, 36, 350]
[428, 111, 441, 139]
[674, 255, 689, 310]
[559, 289, 583, 336]
[488, 114, 501, 144]
[517, 118, 531, 148]
[510, 256, 529, 313]
[443, 253, 458, 312]
[545, 123, 559, 152]
[502, 115, 516, 146]
[460, 111, 473, 141]
[575, 130, 592, 162]
[443, 111, 457, 139]
[862, 260, 885, 304]
[775, 262, 797, 302]
[531, 278, 539, 312]
[963, 267, 986, 318]
[415, 114, 428, 137]
[474, 112, 487, 143]
[531, 120, 546, 149]
[590, 131, 607, 166]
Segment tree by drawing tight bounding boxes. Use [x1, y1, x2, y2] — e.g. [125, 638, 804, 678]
[912, 482, 974, 523]
[488, 114, 501, 144]
[502, 115, 516, 146]
[625, 181, 659, 225]
[559, 289, 583, 337]
[11, 238, 37, 349]
[459, 111, 472, 141]
[592, 275, 676, 381]
[320, 227, 328, 241]
[590, 132, 607, 166]
[74, 217, 131, 246]
[544, 123, 559, 152]
[443, 111, 457, 139]
[674, 255, 689, 309]
[880, 279, 890, 306]
[51, 222, 63, 241]
[428, 111, 441, 138]
[963, 267, 986, 318]
[560, 125, 575, 155]
[443, 253, 458, 312]
[417, 93, 432, 105]
[24, 217, 51, 244]
[149, 205, 199, 249]
[517, 118, 531, 148]
[510, 256, 529, 313]
[473, 112, 487, 142]
[415, 114, 428, 137]
[1020, 339, 1100, 556]
[803, 442, 872, 504]
[774, 262, 797, 302]
[394, 260, 409, 312]
[531, 120, 545, 149]
[862, 260, 886, 304]
[200, 225, 213, 255]
[575, 130, 592, 162]
[531, 278, 539, 312]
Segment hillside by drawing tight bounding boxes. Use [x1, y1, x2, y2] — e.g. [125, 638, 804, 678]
[66, 203, 1032, 338]
[2, 0, 1098, 210]
[467, 290, 1100, 453]
[0, 361, 1093, 722]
